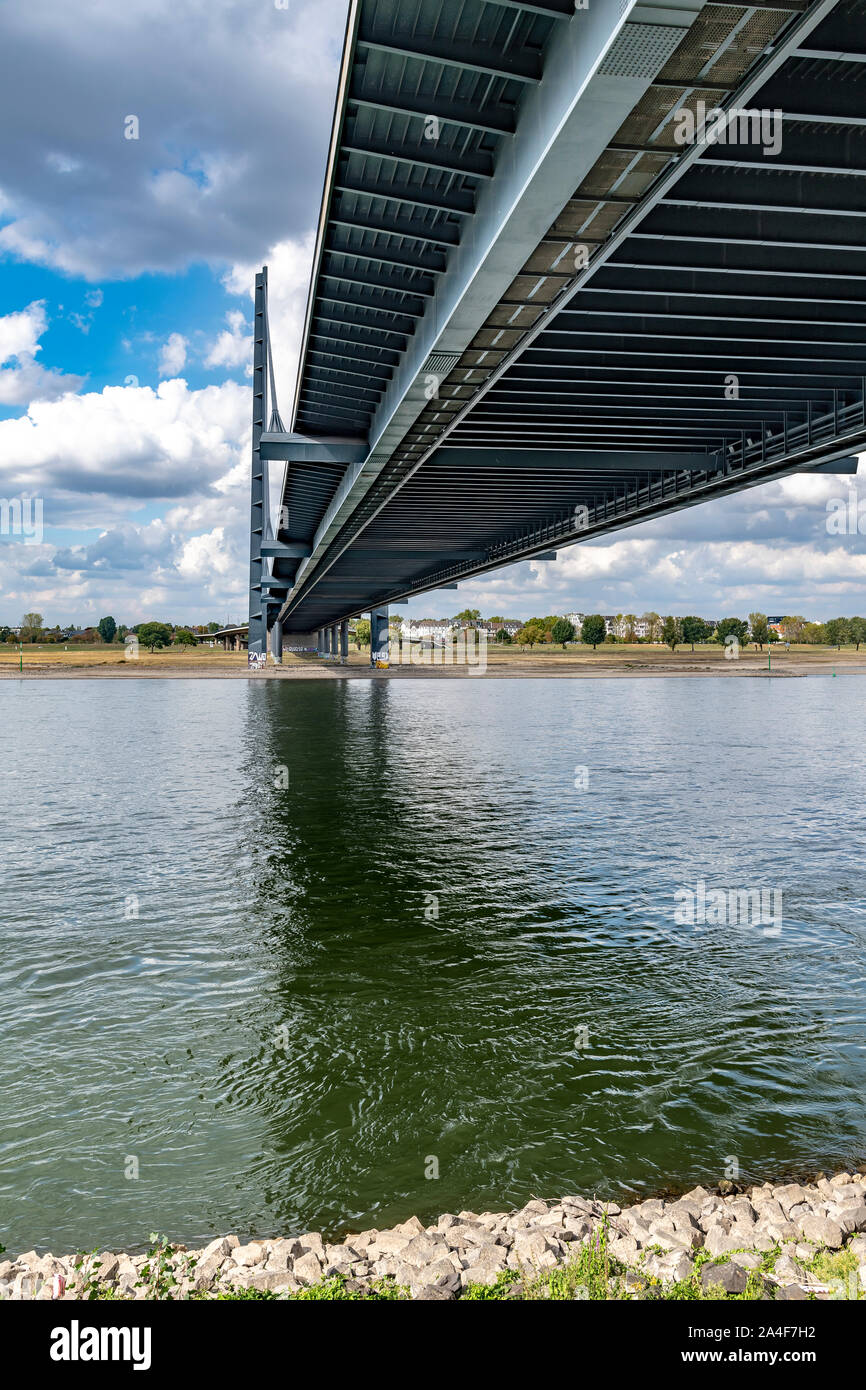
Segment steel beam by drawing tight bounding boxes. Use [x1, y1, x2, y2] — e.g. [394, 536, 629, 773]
[248, 269, 267, 657]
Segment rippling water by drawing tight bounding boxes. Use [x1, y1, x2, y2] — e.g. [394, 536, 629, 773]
[1, 676, 865, 1254]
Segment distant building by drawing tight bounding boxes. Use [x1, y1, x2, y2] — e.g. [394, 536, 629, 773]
[398, 618, 454, 646]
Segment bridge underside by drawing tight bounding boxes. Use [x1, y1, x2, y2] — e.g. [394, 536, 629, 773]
[249, 0, 866, 644]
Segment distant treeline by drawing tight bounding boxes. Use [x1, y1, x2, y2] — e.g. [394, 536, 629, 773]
[0, 615, 230, 645]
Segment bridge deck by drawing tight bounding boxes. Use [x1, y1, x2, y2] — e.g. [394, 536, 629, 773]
[249, 0, 866, 643]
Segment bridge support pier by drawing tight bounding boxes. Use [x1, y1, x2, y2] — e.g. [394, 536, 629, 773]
[370, 606, 389, 668]
[247, 269, 268, 657]
[270, 618, 283, 666]
[340, 620, 349, 664]
[329, 625, 339, 660]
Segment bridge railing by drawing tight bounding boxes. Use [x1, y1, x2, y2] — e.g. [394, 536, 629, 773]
[398, 381, 866, 599]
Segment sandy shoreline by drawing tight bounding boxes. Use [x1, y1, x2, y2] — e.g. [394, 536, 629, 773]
[3, 647, 866, 680]
[2, 661, 864, 680]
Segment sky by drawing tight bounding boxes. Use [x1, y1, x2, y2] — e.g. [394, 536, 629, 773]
[0, 0, 864, 629]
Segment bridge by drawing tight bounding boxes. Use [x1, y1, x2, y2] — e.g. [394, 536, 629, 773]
[249, 0, 866, 662]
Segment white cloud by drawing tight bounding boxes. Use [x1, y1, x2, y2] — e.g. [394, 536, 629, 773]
[0, 300, 83, 404]
[158, 332, 188, 377]
[0, 376, 248, 501]
[204, 310, 251, 371]
[223, 234, 316, 419]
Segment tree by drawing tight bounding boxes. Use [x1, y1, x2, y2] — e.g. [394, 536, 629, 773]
[455, 608, 481, 623]
[97, 615, 117, 645]
[849, 616, 866, 651]
[716, 617, 749, 648]
[640, 611, 661, 643]
[661, 615, 681, 651]
[801, 622, 827, 645]
[551, 618, 575, 648]
[0, 626, 10, 644]
[488, 616, 505, 626]
[494, 629, 512, 644]
[20, 612, 43, 642]
[581, 614, 607, 650]
[516, 619, 546, 648]
[138, 622, 172, 653]
[680, 616, 711, 651]
[749, 612, 770, 651]
[824, 616, 851, 649]
[622, 614, 637, 643]
[353, 619, 370, 651]
[174, 628, 197, 650]
[778, 615, 806, 644]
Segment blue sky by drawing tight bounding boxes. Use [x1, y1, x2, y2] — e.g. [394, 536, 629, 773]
[1, 0, 864, 629]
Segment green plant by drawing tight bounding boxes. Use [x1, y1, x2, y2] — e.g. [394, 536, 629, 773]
[70, 1250, 118, 1301]
[136, 1233, 193, 1300]
[462, 1271, 520, 1300]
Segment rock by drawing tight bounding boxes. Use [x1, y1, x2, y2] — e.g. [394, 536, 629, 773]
[537, 1211, 565, 1230]
[511, 1229, 558, 1270]
[776, 1283, 809, 1301]
[835, 1204, 866, 1236]
[368, 1230, 411, 1257]
[608, 1235, 640, 1264]
[393, 1216, 425, 1237]
[773, 1254, 803, 1281]
[774, 1184, 810, 1217]
[193, 1256, 225, 1290]
[726, 1199, 757, 1226]
[560, 1219, 593, 1243]
[299, 1232, 324, 1256]
[442, 1224, 488, 1251]
[400, 1233, 450, 1266]
[231, 1242, 266, 1268]
[201, 1236, 234, 1262]
[660, 1251, 695, 1283]
[798, 1215, 844, 1249]
[730, 1251, 762, 1270]
[266, 1240, 298, 1272]
[829, 1171, 853, 1187]
[754, 1199, 786, 1228]
[704, 1225, 746, 1258]
[701, 1262, 748, 1295]
[412, 1285, 454, 1300]
[243, 1270, 299, 1294]
[292, 1251, 323, 1286]
[96, 1253, 119, 1284]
